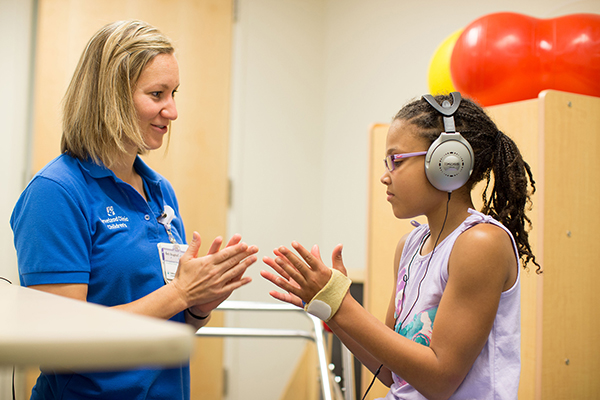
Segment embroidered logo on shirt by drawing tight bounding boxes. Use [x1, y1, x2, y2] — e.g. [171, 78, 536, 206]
[100, 206, 129, 230]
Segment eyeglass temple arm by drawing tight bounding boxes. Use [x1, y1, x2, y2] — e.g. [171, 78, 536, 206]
[393, 151, 428, 159]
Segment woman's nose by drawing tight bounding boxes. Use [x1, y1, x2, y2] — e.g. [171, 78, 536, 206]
[161, 99, 178, 120]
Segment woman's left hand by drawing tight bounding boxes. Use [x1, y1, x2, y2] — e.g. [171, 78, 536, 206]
[188, 234, 249, 315]
[261, 242, 346, 307]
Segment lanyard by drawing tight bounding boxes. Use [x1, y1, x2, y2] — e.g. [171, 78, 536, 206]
[157, 205, 178, 245]
[156, 205, 186, 284]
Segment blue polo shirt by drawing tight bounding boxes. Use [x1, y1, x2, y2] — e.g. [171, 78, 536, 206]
[11, 153, 190, 400]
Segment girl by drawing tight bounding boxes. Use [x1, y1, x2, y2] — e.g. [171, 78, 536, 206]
[261, 93, 538, 400]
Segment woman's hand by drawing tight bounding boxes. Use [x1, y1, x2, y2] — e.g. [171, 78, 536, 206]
[260, 241, 347, 306]
[188, 234, 251, 315]
[171, 231, 258, 311]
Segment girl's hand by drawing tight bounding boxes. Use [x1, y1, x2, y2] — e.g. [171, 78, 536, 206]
[260, 242, 347, 306]
[261, 248, 304, 308]
[171, 231, 258, 309]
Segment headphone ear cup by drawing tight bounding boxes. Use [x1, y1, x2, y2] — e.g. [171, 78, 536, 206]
[425, 133, 474, 192]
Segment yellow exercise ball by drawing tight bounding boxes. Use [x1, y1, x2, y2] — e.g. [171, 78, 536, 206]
[427, 28, 463, 95]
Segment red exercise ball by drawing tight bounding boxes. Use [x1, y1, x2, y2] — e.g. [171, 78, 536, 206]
[450, 12, 600, 107]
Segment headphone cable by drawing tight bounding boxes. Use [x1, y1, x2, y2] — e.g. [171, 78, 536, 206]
[361, 364, 383, 400]
[360, 192, 452, 399]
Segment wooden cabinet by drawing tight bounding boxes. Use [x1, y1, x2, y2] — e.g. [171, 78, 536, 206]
[365, 90, 600, 400]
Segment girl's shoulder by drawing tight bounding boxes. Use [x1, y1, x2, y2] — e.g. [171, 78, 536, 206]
[459, 209, 518, 257]
[457, 222, 513, 250]
[450, 215, 519, 289]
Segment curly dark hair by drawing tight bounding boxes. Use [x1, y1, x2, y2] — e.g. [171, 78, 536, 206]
[394, 94, 540, 273]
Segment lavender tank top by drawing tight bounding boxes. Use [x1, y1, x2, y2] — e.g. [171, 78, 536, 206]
[380, 209, 521, 400]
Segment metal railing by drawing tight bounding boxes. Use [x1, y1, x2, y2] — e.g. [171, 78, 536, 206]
[195, 300, 354, 400]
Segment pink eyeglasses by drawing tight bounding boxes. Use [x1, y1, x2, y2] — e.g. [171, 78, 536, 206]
[384, 151, 427, 172]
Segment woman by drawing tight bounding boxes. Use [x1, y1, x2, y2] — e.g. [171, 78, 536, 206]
[262, 93, 539, 400]
[11, 20, 257, 399]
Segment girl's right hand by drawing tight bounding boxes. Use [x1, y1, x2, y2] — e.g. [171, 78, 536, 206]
[260, 242, 347, 307]
[171, 231, 258, 309]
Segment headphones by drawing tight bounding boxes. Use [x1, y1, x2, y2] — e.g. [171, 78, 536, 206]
[422, 92, 474, 193]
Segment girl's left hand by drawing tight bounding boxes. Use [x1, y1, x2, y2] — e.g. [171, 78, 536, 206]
[261, 242, 346, 307]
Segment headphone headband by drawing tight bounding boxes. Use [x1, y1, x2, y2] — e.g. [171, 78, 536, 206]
[422, 92, 474, 193]
[422, 92, 461, 133]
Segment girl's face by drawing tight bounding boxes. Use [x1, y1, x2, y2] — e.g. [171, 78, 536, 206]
[380, 119, 442, 219]
[132, 53, 180, 151]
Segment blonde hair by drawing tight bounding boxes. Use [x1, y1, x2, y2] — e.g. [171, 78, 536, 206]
[61, 20, 174, 167]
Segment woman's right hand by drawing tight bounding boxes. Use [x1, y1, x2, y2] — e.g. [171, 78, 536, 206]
[170, 231, 258, 309]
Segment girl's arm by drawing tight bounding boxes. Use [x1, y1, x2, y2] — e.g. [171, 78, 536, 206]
[263, 223, 515, 400]
[323, 235, 407, 387]
[262, 236, 407, 387]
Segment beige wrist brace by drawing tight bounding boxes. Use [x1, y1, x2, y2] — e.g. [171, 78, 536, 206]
[304, 269, 351, 322]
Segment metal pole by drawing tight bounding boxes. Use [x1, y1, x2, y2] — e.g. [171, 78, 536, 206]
[341, 344, 355, 400]
[310, 315, 333, 400]
[196, 301, 334, 400]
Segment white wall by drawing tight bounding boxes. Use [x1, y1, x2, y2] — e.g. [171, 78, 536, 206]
[227, 0, 600, 399]
[225, 1, 327, 399]
[0, 0, 35, 397]
[0, 0, 34, 285]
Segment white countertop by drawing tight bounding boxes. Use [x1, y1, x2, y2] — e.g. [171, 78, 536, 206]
[0, 284, 194, 371]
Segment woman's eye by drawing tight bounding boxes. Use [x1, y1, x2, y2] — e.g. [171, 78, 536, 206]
[151, 91, 161, 98]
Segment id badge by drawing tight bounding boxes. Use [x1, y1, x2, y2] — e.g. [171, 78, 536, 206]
[157, 243, 188, 284]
